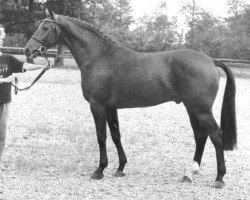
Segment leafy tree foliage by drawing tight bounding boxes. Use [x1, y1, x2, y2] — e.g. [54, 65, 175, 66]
[130, 14, 178, 51]
[0, 0, 44, 45]
[48, 0, 134, 46]
[93, 0, 134, 46]
[181, 0, 206, 49]
[0, 0, 250, 59]
[221, 5, 250, 59]
[227, 0, 246, 16]
[47, 0, 84, 18]
[184, 12, 224, 57]
[182, 0, 250, 59]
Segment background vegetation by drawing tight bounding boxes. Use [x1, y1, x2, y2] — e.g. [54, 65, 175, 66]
[0, 0, 250, 59]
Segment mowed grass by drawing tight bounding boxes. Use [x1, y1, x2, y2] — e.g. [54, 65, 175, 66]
[0, 56, 249, 200]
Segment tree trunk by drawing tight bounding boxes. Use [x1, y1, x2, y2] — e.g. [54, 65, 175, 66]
[190, 0, 196, 50]
[55, 45, 64, 67]
[26, 0, 34, 63]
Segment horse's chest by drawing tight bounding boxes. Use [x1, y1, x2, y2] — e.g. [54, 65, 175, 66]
[81, 71, 110, 104]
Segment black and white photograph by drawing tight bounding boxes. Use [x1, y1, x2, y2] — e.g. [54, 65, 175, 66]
[0, 0, 249, 199]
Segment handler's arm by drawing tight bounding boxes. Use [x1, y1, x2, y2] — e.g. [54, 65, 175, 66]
[0, 75, 14, 84]
[23, 62, 50, 72]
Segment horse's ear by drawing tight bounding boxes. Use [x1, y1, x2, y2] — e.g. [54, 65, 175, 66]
[45, 8, 55, 19]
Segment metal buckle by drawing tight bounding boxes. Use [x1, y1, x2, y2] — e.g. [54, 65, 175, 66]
[38, 46, 46, 54]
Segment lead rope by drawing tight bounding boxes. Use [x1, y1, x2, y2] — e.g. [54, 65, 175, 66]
[11, 52, 50, 95]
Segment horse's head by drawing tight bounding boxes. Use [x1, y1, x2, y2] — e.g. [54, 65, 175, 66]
[24, 9, 61, 58]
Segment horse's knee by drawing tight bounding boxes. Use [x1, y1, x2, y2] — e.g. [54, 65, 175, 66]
[97, 136, 107, 147]
[111, 133, 121, 144]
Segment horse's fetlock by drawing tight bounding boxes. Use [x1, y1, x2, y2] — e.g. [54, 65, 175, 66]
[101, 162, 108, 169]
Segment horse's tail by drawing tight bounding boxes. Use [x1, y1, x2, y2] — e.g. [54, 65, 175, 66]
[213, 60, 237, 151]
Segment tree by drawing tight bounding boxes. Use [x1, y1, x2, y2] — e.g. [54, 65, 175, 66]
[129, 1, 179, 52]
[0, 0, 44, 46]
[96, 0, 134, 46]
[79, 0, 105, 23]
[181, 0, 205, 49]
[221, 4, 250, 59]
[46, 0, 83, 18]
[184, 12, 222, 55]
[227, 0, 246, 17]
[130, 13, 178, 52]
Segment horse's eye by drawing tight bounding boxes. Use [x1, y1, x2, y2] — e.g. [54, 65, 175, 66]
[42, 26, 49, 31]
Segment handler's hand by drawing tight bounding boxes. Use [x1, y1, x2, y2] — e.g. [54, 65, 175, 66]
[42, 63, 52, 71]
[5, 75, 15, 84]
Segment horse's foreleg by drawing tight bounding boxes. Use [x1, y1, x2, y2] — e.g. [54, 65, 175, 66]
[182, 135, 208, 182]
[90, 99, 108, 180]
[106, 107, 127, 177]
[188, 109, 209, 170]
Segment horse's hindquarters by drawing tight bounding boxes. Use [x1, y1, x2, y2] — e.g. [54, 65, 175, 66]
[170, 51, 220, 108]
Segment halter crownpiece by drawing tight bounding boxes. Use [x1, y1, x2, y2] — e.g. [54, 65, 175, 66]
[42, 19, 58, 23]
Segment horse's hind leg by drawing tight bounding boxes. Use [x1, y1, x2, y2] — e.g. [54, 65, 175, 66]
[181, 107, 208, 182]
[106, 107, 127, 177]
[207, 117, 226, 188]
[184, 106, 226, 188]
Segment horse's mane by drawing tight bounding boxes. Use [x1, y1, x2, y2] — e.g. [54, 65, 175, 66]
[58, 15, 117, 45]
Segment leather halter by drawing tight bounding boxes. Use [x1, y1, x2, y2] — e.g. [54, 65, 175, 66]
[31, 19, 58, 55]
[11, 19, 57, 94]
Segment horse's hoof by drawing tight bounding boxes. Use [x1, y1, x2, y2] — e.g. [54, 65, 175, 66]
[180, 175, 193, 183]
[91, 171, 104, 180]
[114, 170, 125, 177]
[212, 181, 225, 188]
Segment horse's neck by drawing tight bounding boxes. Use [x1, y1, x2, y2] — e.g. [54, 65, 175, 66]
[64, 38, 91, 68]
[58, 16, 109, 69]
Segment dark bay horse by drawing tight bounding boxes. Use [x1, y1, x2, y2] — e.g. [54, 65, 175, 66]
[24, 10, 237, 188]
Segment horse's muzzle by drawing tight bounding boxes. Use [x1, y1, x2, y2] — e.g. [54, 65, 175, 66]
[24, 47, 31, 57]
[24, 48, 38, 59]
